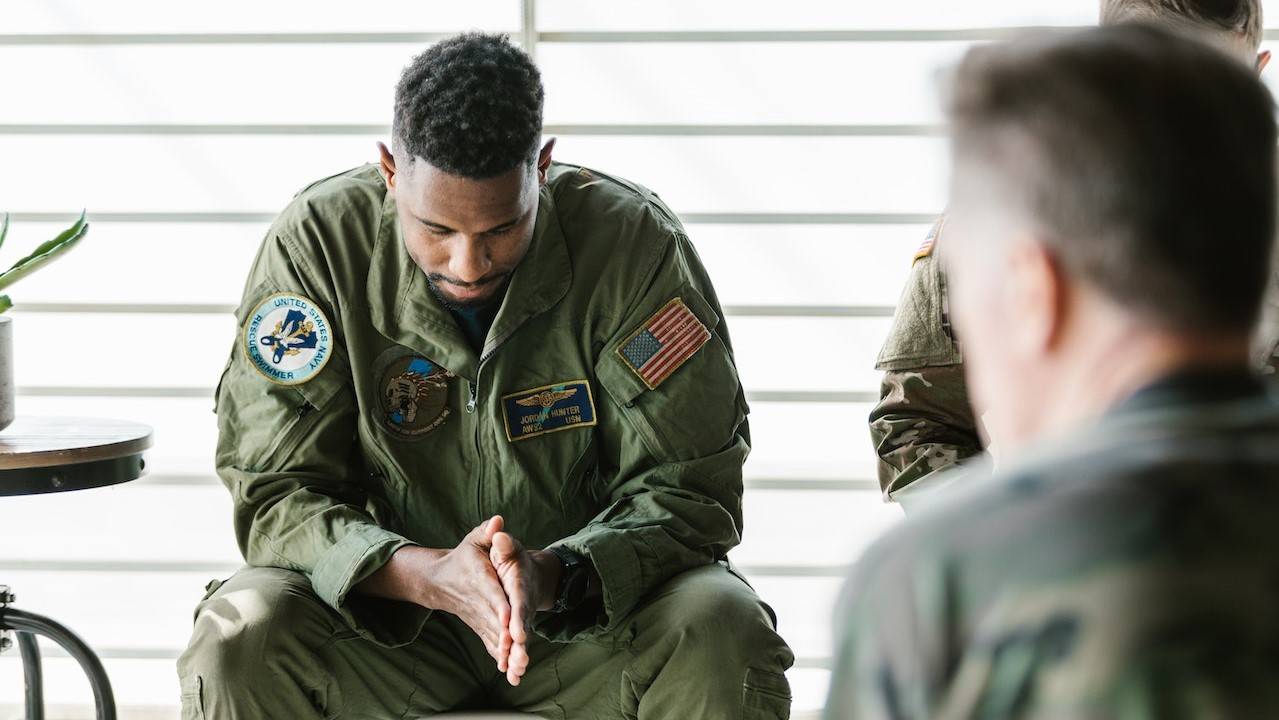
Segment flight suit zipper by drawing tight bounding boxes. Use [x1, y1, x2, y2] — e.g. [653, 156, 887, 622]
[469, 349, 496, 522]
[465, 301, 561, 523]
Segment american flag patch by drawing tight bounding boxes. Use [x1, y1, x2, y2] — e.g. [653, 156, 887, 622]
[912, 216, 944, 265]
[617, 298, 711, 390]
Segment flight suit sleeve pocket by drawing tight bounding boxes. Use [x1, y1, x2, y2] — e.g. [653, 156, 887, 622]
[595, 286, 744, 463]
[595, 337, 647, 409]
[220, 353, 351, 474]
[595, 284, 721, 406]
[287, 353, 346, 411]
[875, 254, 963, 371]
[233, 279, 279, 325]
[217, 279, 351, 473]
[213, 278, 280, 415]
[594, 356, 666, 458]
[679, 284, 720, 334]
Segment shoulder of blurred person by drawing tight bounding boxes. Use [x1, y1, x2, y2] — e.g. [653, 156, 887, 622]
[829, 382, 1279, 718]
[869, 216, 984, 500]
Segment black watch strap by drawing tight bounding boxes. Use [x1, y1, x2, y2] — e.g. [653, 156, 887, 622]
[547, 547, 590, 614]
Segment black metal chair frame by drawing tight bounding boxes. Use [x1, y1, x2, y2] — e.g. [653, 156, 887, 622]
[0, 585, 117, 720]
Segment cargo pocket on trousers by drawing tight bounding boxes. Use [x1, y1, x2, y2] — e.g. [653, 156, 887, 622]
[743, 667, 792, 719]
[180, 675, 206, 720]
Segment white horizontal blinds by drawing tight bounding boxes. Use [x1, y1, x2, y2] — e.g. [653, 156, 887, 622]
[693, 225, 920, 306]
[0, 136, 947, 214]
[535, 0, 1099, 30]
[1, 136, 385, 213]
[0, 45, 427, 125]
[540, 42, 969, 126]
[3, 223, 262, 305]
[0, 1, 517, 33]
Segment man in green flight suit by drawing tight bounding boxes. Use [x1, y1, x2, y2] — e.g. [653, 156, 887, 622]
[869, 0, 1273, 507]
[177, 33, 793, 719]
[828, 22, 1279, 718]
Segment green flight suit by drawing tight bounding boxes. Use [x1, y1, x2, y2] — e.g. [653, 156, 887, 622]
[832, 370, 1279, 718]
[177, 163, 794, 718]
[869, 217, 1279, 503]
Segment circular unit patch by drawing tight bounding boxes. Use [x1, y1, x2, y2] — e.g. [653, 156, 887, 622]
[380, 355, 451, 437]
[244, 292, 334, 385]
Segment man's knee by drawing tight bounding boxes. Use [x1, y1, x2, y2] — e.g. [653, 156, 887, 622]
[636, 563, 790, 664]
[620, 563, 794, 718]
[179, 566, 341, 679]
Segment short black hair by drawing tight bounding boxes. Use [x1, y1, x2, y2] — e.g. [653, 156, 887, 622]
[948, 23, 1277, 334]
[393, 33, 544, 179]
[1101, 0, 1263, 51]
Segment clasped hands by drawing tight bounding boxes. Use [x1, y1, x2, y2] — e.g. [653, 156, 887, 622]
[358, 515, 562, 686]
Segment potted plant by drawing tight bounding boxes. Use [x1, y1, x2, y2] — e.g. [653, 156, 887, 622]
[0, 212, 90, 430]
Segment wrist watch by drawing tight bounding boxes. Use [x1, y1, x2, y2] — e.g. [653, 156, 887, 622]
[547, 547, 591, 614]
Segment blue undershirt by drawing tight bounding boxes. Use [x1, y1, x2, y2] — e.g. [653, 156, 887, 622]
[449, 300, 502, 355]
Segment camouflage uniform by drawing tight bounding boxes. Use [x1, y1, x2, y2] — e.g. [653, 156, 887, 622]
[870, 217, 1279, 502]
[868, 218, 981, 502]
[830, 370, 1279, 719]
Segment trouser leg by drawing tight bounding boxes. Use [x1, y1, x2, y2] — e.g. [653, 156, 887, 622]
[502, 562, 795, 719]
[176, 566, 494, 719]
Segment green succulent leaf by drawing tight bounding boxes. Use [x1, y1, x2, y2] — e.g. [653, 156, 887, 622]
[0, 296, 13, 314]
[0, 213, 8, 255]
[0, 211, 89, 294]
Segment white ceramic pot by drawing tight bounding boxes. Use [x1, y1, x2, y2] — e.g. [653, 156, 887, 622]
[0, 316, 14, 431]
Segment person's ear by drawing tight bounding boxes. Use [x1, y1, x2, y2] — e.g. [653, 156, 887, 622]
[1006, 239, 1065, 359]
[536, 138, 557, 185]
[377, 142, 398, 197]
[1257, 50, 1271, 74]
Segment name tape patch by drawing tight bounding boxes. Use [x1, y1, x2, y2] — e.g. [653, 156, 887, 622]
[501, 380, 597, 442]
[617, 297, 710, 390]
[244, 292, 333, 385]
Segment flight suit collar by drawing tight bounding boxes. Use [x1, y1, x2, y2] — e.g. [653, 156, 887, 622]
[368, 180, 571, 381]
[483, 186, 572, 358]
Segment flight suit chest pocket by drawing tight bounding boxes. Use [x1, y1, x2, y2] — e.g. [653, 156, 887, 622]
[497, 378, 601, 525]
[558, 440, 600, 514]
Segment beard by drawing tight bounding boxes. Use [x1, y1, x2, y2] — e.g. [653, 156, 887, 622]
[426, 273, 511, 312]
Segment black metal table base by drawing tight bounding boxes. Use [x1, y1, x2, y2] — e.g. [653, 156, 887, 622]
[1, 602, 116, 720]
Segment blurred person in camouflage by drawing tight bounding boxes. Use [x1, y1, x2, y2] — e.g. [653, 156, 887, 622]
[827, 22, 1279, 718]
[869, 0, 1272, 508]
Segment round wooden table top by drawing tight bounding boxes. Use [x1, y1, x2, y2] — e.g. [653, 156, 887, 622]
[0, 416, 152, 475]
